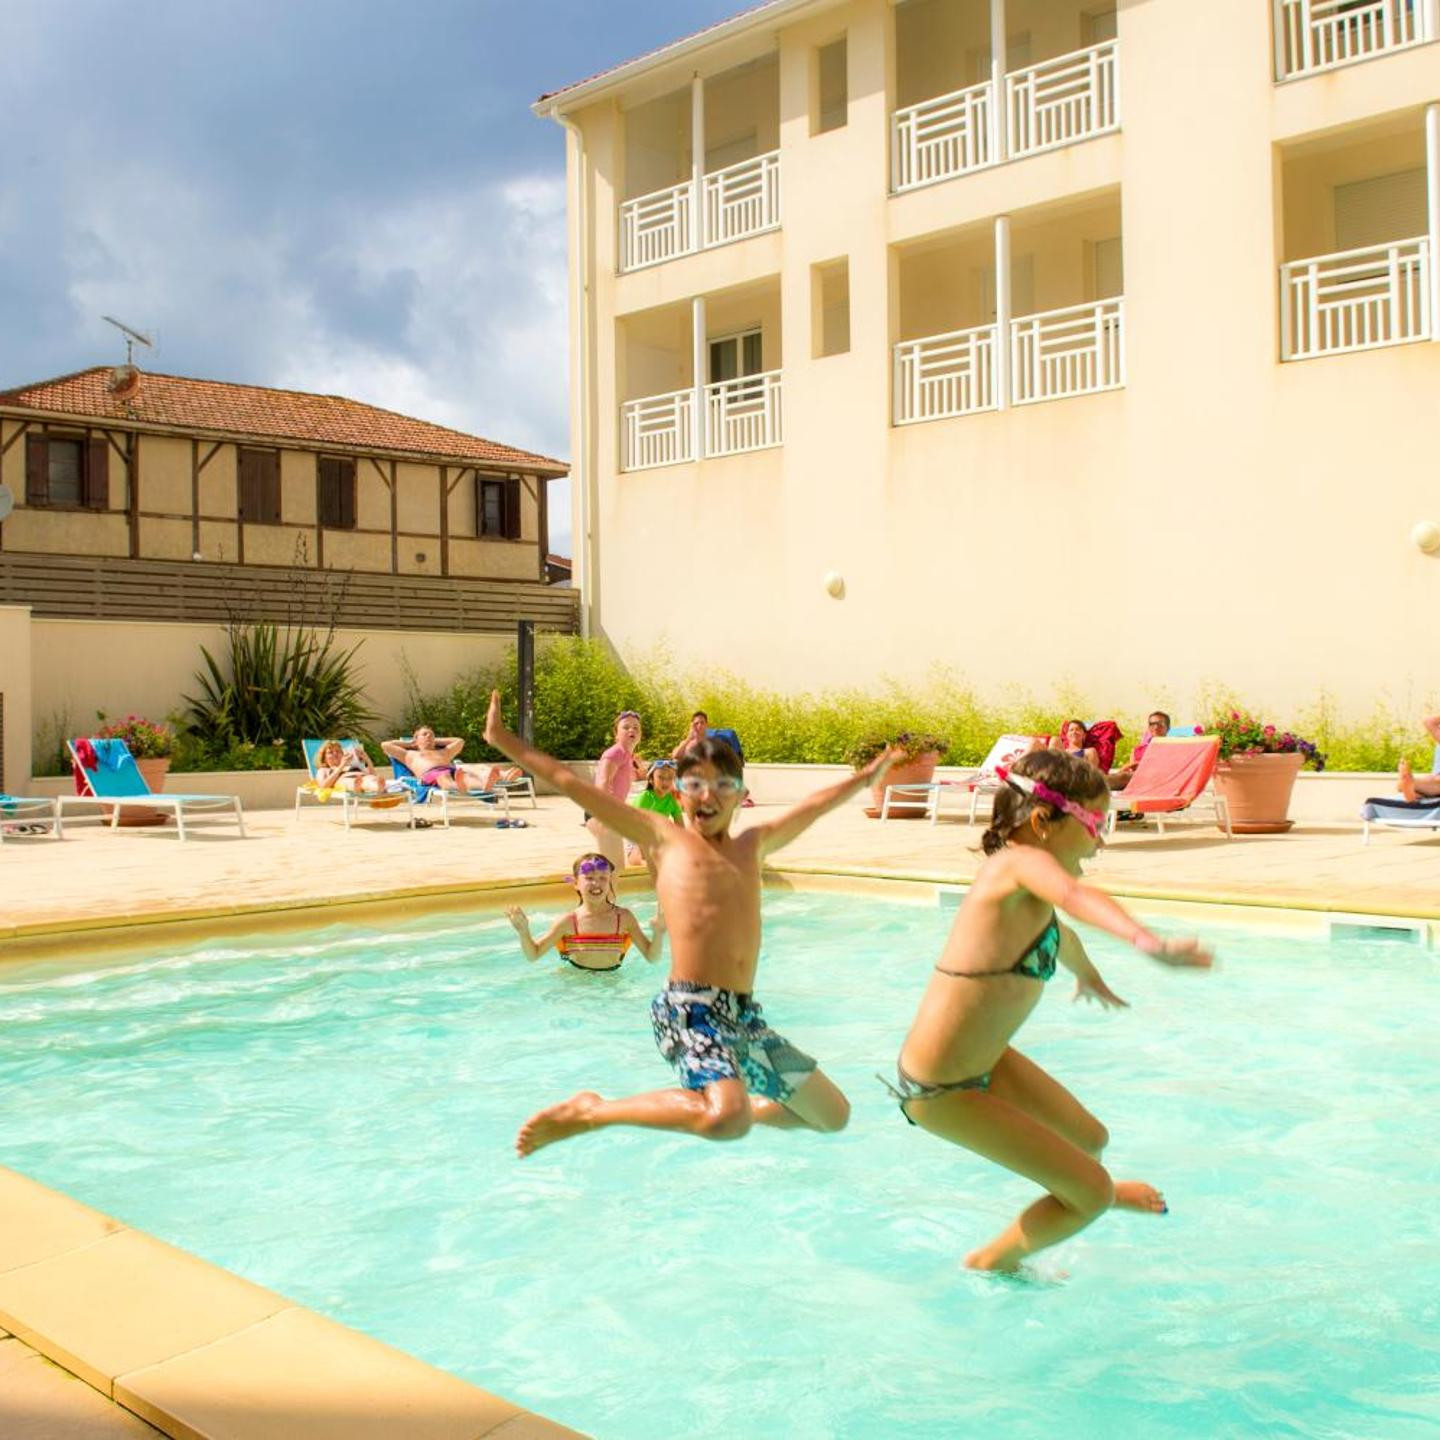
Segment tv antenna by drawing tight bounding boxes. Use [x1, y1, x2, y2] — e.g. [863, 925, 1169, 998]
[102, 315, 155, 365]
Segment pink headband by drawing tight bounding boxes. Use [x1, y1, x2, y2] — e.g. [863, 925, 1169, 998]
[995, 766, 1104, 834]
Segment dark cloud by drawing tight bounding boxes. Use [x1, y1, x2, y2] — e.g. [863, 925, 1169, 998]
[0, 1, 743, 552]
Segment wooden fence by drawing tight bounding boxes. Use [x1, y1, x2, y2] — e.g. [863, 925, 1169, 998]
[0, 553, 578, 635]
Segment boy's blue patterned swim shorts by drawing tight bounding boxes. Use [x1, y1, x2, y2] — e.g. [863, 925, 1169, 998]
[651, 981, 817, 1102]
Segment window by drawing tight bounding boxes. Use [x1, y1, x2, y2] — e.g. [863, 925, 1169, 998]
[317, 455, 356, 529]
[478, 475, 522, 540]
[24, 432, 108, 509]
[813, 37, 848, 135]
[237, 448, 281, 525]
[812, 259, 851, 358]
[708, 330, 763, 383]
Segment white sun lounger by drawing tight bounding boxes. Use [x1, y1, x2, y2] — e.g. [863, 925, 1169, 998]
[61, 739, 245, 841]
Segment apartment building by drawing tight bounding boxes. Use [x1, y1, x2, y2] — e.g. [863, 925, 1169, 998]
[537, 0, 1440, 716]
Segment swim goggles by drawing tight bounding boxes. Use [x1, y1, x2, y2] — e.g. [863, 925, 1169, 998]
[650, 759, 677, 770]
[676, 775, 744, 797]
[995, 767, 1105, 839]
[576, 858, 613, 876]
[615, 710, 641, 723]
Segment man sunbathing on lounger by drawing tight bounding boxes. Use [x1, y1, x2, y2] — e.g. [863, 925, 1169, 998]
[1397, 713, 1440, 802]
[382, 725, 490, 794]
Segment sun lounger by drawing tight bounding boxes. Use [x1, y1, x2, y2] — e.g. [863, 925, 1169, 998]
[0, 794, 63, 842]
[61, 739, 245, 841]
[880, 734, 1041, 825]
[389, 750, 512, 827]
[296, 738, 413, 830]
[1107, 735, 1231, 838]
[1359, 745, 1440, 843]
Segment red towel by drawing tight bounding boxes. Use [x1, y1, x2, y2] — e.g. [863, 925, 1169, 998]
[72, 739, 98, 796]
[1085, 721, 1122, 773]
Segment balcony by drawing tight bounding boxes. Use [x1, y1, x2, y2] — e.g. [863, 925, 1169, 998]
[1281, 238, 1431, 358]
[619, 152, 781, 273]
[621, 375, 783, 470]
[1274, 0, 1435, 80]
[894, 326, 998, 424]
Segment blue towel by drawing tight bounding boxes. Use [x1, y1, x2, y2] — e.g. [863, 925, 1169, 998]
[706, 727, 745, 764]
[91, 738, 131, 771]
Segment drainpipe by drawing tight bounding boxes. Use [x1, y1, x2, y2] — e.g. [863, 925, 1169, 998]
[994, 214, 1012, 410]
[560, 115, 594, 638]
[990, 0, 1008, 164]
[1427, 103, 1440, 341]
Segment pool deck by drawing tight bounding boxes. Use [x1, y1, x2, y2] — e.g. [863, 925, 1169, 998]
[2, 795, 1437, 951]
[3, 796, 1436, 1440]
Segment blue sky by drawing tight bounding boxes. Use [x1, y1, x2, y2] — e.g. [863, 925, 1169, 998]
[0, 2, 743, 554]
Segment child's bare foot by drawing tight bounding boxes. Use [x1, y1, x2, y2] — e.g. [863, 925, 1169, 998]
[516, 1091, 601, 1157]
[963, 1242, 1024, 1273]
[1112, 1180, 1168, 1214]
[1399, 758, 1417, 803]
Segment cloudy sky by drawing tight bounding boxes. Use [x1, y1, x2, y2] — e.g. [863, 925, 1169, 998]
[0, 1, 742, 554]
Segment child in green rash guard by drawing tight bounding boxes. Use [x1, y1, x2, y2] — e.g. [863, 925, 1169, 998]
[628, 760, 684, 866]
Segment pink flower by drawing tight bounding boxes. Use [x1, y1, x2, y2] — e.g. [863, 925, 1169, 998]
[1263, 725, 1275, 736]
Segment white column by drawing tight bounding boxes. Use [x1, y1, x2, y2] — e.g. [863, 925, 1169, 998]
[1426, 0, 1440, 44]
[990, 0, 1008, 164]
[1422, 104, 1440, 338]
[692, 295, 707, 459]
[691, 74, 705, 251]
[994, 214, 1012, 410]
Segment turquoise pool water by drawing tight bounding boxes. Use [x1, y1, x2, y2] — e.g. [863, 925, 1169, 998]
[0, 893, 1436, 1439]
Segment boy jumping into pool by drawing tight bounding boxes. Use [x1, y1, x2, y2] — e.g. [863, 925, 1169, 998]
[482, 691, 898, 1156]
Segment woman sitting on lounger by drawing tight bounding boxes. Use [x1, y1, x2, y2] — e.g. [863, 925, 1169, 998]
[1050, 720, 1100, 770]
[1398, 713, 1440, 802]
[316, 739, 383, 793]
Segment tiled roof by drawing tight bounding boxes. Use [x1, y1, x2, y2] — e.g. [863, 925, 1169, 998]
[0, 366, 568, 474]
[535, 0, 790, 109]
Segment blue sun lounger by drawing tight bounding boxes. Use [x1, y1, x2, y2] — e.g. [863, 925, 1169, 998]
[296, 738, 414, 830]
[61, 738, 246, 841]
[0, 794, 63, 842]
[1360, 745, 1440, 843]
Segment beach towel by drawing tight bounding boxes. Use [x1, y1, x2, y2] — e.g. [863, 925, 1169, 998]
[1084, 721, 1122, 772]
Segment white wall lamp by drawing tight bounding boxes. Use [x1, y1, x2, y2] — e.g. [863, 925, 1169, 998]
[823, 570, 845, 599]
[1411, 521, 1440, 554]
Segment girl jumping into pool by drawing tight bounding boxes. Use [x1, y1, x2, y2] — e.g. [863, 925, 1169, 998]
[886, 748, 1212, 1273]
[506, 853, 664, 973]
[482, 690, 898, 1157]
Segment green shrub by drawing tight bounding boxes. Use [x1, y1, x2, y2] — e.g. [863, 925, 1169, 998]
[181, 620, 374, 768]
[399, 637, 1433, 774]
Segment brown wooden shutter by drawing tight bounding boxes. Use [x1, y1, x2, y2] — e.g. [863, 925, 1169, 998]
[25, 434, 48, 505]
[338, 457, 356, 529]
[237, 449, 256, 521]
[262, 452, 281, 525]
[318, 456, 339, 528]
[85, 435, 109, 509]
[504, 476, 522, 540]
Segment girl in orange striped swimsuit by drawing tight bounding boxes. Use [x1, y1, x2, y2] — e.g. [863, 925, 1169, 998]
[506, 853, 665, 973]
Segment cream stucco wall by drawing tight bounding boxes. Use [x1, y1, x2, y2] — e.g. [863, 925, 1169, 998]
[561, 0, 1440, 722]
[0, 604, 34, 792]
[26, 617, 512, 765]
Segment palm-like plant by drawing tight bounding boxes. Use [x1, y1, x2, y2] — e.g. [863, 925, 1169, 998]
[183, 621, 374, 766]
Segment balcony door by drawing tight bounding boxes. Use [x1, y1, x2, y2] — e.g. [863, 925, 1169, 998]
[709, 329, 764, 383]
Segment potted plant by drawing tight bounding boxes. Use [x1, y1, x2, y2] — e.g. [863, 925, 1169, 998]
[95, 713, 175, 826]
[846, 731, 948, 818]
[1205, 710, 1326, 834]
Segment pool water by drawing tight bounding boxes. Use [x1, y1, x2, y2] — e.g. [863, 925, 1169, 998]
[0, 893, 1436, 1439]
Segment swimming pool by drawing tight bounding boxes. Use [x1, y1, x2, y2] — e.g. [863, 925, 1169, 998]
[0, 892, 1436, 1439]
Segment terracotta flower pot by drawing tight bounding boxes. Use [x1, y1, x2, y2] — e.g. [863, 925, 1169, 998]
[1214, 752, 1304, 834]
[113, 756, 171, 827]
[866, 752, 941, 819]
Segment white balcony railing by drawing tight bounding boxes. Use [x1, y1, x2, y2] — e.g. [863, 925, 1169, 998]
[618, 151, 780, 272]
[1274, 0, 1432, 79]
[1011, 298, 1125, 405]
[619, 182, 694, 273]
[1281, 237, 1431, 359]
[894, 325, 998, 424]
[892, 80, 996, 193]
[705, 371, 783, 457]
[1006, 41, 1119, 160]
[621, 388, 695, 471]
[703, 152, 781, 250]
